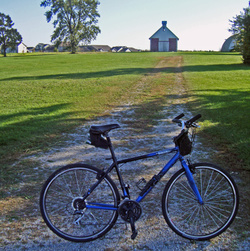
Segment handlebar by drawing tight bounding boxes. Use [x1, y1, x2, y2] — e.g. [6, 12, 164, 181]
[186, 114, 201, 127]
[172, 113, 184, 123]
[172, 113, 201, 129]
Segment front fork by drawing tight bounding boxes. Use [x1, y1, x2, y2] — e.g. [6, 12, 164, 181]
[181, 158, 204, 205]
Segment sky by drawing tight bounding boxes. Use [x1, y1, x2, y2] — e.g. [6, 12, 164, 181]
[1, 0, 249, 51]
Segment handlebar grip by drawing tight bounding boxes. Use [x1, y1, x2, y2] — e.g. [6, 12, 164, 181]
[175, 113, 185, 120]
[172, 113, 185, 123]
[186, 114, 202, 125]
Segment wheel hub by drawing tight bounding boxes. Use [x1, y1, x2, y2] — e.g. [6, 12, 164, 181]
[72, 197, 86, 211]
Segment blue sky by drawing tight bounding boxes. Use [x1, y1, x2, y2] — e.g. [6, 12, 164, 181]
[1, 0, 248, 50]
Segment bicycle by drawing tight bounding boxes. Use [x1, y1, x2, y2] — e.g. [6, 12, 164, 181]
[40, 113, 239, 242]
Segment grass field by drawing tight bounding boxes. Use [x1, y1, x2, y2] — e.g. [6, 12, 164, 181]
[182, 52, 250, 168]
[0, 51, 249, 186]
[0, 53, 160, 155]
[0, 52, 176, 187]
[1, 51, 249, 249]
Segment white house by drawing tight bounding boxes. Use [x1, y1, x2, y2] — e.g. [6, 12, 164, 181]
[5, 42, 27, 53]
[149, 21, 179, 52]
[17, 42, 27, 53]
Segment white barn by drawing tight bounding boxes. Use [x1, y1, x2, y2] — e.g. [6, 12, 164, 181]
[149, 21, 179, 52]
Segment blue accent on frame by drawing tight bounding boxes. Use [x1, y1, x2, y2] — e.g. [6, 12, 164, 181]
[181, 158, 204, 205]
[86, 203, 117, 211]
[147, 152, 157, 157]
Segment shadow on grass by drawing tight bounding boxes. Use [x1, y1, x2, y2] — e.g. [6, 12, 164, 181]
[0, 104, 70, 126]
[0, 63, 249, 82]
[185, 89, 250, 169]
[0, 103, 86, 189]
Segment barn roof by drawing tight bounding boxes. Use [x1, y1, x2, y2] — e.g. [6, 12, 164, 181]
[149, 21, 179, 40]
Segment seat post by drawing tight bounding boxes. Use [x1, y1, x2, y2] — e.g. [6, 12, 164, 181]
[103, 133, 116, 161]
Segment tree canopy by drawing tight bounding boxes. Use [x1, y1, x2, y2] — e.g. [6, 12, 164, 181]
[229, 3, 250, 64]
[0, 13, 22, 57]
[40, 0, 101, 54]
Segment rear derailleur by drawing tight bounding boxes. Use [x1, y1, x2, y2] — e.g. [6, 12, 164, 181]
[118, 199, 142, 240]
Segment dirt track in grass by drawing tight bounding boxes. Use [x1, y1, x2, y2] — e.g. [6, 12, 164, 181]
[1, 56, 249, 250]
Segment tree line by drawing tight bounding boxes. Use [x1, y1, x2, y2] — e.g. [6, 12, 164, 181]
[0, 0, 249, 64]
[0, 0, 100, 57]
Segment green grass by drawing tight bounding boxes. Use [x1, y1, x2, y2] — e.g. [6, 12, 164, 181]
[0, 52, 173, 182]
[0, 51, 249, 175]
[0, 53, 159, 140]
[182, 52, 250, 168]
[0, 51, 249, 246]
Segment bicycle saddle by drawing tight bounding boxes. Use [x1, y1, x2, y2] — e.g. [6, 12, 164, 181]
[90, 124, 120, 134]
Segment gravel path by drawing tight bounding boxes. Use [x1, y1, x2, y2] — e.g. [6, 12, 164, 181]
[1, 57, 249, 250]
[2, 103, 248, 251]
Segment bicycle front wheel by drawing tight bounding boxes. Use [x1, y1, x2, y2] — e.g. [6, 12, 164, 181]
[162, 163, 239, 240]
[40, 164, 120, 242]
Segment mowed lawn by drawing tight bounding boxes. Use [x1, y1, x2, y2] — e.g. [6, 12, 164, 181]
[182, 52, 250, 169]
[0, 51, 249, 178]
[0, 52, 161, 157]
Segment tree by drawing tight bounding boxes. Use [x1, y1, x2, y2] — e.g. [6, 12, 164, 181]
[41, 0, 100, 54]
[229, 3, 250, 64]
[0, 13, 22, 57]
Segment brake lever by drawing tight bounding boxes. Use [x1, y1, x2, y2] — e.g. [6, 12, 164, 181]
[192, 123, 200, 128]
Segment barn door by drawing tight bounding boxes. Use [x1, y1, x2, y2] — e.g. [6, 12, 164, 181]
[151, 38, 159, 52]
[169, 38, 177, 52]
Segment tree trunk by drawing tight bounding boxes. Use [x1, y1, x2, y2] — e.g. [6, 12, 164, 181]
[3, 43, 7, 57]
[70, 39, 77, 54]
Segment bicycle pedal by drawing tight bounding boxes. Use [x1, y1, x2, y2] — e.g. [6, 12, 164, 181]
[129, 216, 138, 240]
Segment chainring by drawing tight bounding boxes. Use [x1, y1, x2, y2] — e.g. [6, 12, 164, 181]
[118, 199, 142, 223]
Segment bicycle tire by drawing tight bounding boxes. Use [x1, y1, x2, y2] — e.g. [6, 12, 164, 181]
[40, 163, 120, 242]
[162, 163, 239, 240]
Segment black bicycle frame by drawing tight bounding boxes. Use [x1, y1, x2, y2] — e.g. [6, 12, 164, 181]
[83, 135, 204, 211]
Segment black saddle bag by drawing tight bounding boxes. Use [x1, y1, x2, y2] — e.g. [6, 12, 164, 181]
[89, 129, 109, 149]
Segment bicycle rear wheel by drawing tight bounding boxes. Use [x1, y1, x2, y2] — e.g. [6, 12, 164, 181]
[162, 163, 239, 240]
[40, 164, 120, 242]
